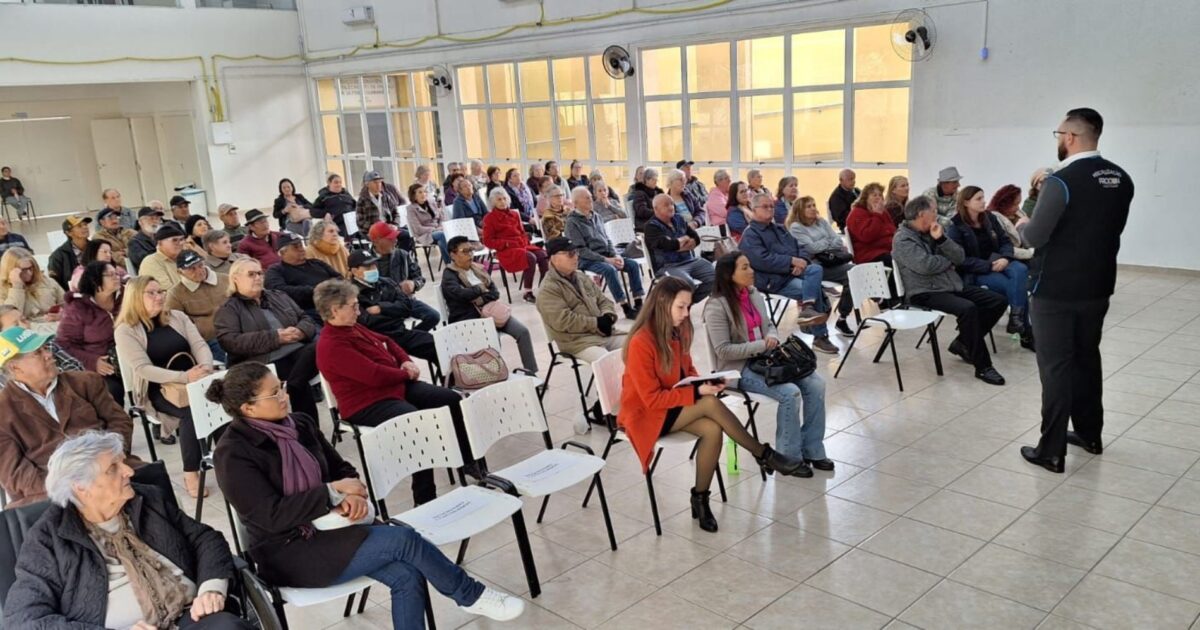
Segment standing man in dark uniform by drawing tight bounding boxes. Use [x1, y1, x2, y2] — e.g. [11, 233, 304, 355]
[1019, 108, 1134, 473]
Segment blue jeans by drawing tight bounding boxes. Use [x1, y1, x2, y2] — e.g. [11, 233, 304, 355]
[431, 231, 449, 262]
[737, 366, 827, 460]
[409, 298, 441, 331]
[332, 524, 485, 629]
[973, 260, 1028, 310]
[206, 338, 227, 364]
[579, 257, 644, 304]
[771, 263, 829, 336]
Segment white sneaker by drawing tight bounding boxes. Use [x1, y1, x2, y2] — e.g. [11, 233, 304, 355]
[573, 414, 591, 435]
[460, 587, 525, 621]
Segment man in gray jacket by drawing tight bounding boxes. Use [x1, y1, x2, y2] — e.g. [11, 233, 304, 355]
[565, 186, 643, 319]
[892, 196, 1007, 385]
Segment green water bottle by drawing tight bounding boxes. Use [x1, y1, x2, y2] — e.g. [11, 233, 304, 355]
[726, 436, 739, 474]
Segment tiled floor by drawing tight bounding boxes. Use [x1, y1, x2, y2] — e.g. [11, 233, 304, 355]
[13, 222, 1200, 628]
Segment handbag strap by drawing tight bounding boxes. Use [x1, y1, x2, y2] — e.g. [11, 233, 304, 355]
[163, 351, 195, 372]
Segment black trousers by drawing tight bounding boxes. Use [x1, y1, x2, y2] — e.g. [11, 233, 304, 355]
[1031, 296, 1110, 459]
[389, 328, 438, 366]
[149, 389, 201, 473]
[273, 343, 321, 422]
[344, 382, 468, 506]
[104, 374, 125, 408]
[909, 285, 1007, 370]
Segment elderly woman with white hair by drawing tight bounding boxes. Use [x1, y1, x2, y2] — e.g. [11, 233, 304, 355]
[3, 431, 250, 629]
[665, 168, 705, 229]
[481, 187, 548, 303]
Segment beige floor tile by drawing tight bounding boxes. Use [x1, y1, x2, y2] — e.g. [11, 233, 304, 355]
[900, 580, 1047, 630]
[533, 504, 649, 555]
[660, 501, 773, 551]
[949, 544, 1086, 612]
[722, 473, 822, 521]
[871, 448, 977, 487]
[458, 601, 581, 629]
[828, 469, 939, 514]
[727, 522, 851, 582]
[1160, 477, 1200, 515]
[805, 549, 939, 617]
[1064, 458, 1177, 503]
[1149, 400, 1200, 428]
[1034, 615, 1098, 630]
[822, 432, 903, 468]
[842, 414, 941, 446]
[1100, 436, 1200, 476]
[1126, 506, 1200, 556]
[791, 495, 897, 545]
[668, 554, 798, 622]
[531, 559, 654, 628]
[1053, 575, 1200, 630]
[595, 590, 735, 629]
[1094, 538, 1200, 604]
[906, 489, 1023, 540]
[992, 511, 1121, 571]
[860, 517, 984, 576]
[949, 464, 1063, 509]
[1030, 485, 1151, 535]
[601, 477, 692, 525]
[466, 536, 589, 597]
[746, 584, 890, 630]
[1116, 357, 1200, 383]
[908, 429, 1009, 463]
[593, 529, 718, 587]
[1104, 373, 1185, 399]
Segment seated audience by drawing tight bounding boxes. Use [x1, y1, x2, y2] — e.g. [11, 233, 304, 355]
[537, 237, 625, 361]
[988, 184, 1034, 260]
[306, 219, 350, 277]
[57, 261, 125, 405]
[885, 175, 910, 227]
[273, 177, 313, 226]
[415, 164, 444, 209]
[216, 203, 247, 248]
[665, 169, 705, 229]
[265, 232, 342, 322]
[348, 250, 438, 363]
[1023, 167, 1053, 217]
[923, 166, 963, 223]
[236, 208, 284, 269]
[101, 188, 138, 231]
[892, 197, 1007, 385]
[3, 432, 251, 630]
[565, 187, 643, 318]
[773, 177, 799, 225]
[357, 170, 404, 227]
[0, 247, 64, 322]
[167, 195, 192, 229]
[705, 252, 832, 474]
[827, 169, 859, 232]
[566, 160, 589, 190]
[115, 276, 215, 497]
[202, 229, 246, 274]
[643, 193, 714, 303]
[468, 159, 489, 189]
[620, 278, 806, 533]
[525, 163, 545, 196]
[184, 215, 211, 256]
[0, 217, 31, 255]
[209, 362, 523, 628]
[406, 182, 449, 261]
[847, 182, 896, 266]
[482, 187, 548, 304]
[502, 168, 535, 225]
[705, 169, 732, 227]
[0, 166, 30, 220]
[48, 213, 92, 292]
[69, 238, 127, 292]
[442, 236, 539, 374]
[128, 206, 165, 272]
[0, 306, 83, 389]
[279, 201, 311, 237]
[485, 165, 504, 196]
[725, 181, 753, 239]
[626, 165, 645, 200]
[588, 170, 623, 206]
[539, 185, 569, 240]
[214, 258, 321, 420]
[947, 185, 1031, 337]
[740, 193, 837, 353]
[591, 180, 627, 223]
[366, 222, 435, 325]
[314, 279, 463, 503]
[629, 167, 664, 231]
[787, 195, 856, 336]
[93, 206, 137, 266]
[451, 175, 487, 228]
[167, 250, 231, 363]
[442, 162, 464, 205]
[313, 173, 357, 236]
[544, 160, 564, 188]
[138, 222, 187, 291]
[746, 168, 771, 199]
[0, 327, 140, 508]
[679, 160, 708, 212]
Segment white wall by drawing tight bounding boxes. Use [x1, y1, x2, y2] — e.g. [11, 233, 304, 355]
[298, 0, 1200, 271]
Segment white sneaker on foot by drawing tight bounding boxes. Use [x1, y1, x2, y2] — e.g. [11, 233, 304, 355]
[460, 587, 525, 621]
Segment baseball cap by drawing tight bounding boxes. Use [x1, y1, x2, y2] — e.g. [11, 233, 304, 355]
[0, 327, 53, 368]
[138, 206, 164, 219]
[154, 223, 186, 243]
[97, 208, 119, 222]
[545, 237, 583, 256]
[367, 221, 399, 241]
[348, 250, 379, 268]
[275, 232, 303, 251]
[218, 203, 239, 216]
[244, 209, 269, 225]
[362, 170, 384, 184]
[176, 250, 205, 269]
[937, 166, 963, 182]
[675, 159, 694, 169]
[61, 214, 92, 232]
[169, 195, 190, 207]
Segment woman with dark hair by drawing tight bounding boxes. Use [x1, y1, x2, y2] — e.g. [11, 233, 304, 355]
[772, 176, 799, 225]
[57, 260, 126, 406]
[544, 160, 564, 188]
[988, 184, 1033, 260]
[704, 252, 832, 474]
[566, 160, 589, 189]
[724, 181, 753, 239]
[313, 172, 358, 236]
[485, 165, 503, 196]
[69, 238, 127, 292]
[406, 182, 448, 261]
[947, 185, 1031, 337]
[272, 177, 313, 223]
[503, 168, 534, 222]
[619, 277, 805, 532]
[210, 362, 524, 629]
[184, 214, 211, 256]
[1023, 167, 1053, 217]
[525, 163, 545, 195]
[846, 182, 894, 265]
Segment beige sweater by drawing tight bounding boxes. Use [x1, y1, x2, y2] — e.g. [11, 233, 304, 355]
[138, 252, 183, 290]
[0, 277, 65, 320]
[113, 310, 213, 415]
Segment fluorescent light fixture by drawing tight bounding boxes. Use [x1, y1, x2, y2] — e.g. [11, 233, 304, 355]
[0, 116, 71, 124]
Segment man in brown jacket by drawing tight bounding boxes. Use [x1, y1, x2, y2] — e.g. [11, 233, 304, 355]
[166, 250, 230, 362]
[92, 206, 137, 267]
[0, 327, 142, 507]
[536, 237, 625, 362]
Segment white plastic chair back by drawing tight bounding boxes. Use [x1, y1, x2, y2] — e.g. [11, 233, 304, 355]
[318, 375, 339, 414]
[33, 254, 51, 273]
[432, 318, 502, 382]
[443, 217, 480, 242]
[604, 218, 637, 247]
[842, 230, 855, 255]
[45, 231, 66, 251]
[696, 225, 722, 254]
[186, 371, 232, 441]
[459, 377, 545, 457]
[847, 262, 891, 306]
[343, 213, 359, 237]
[591, 349, 624, 416]
[433, 283, 449, 321]
[891, 257, 908, 297]
[360, 406, 464, 502]
[114, 344, 140, 411]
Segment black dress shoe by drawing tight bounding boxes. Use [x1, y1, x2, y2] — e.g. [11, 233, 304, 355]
[1066, 431, 1103, 455]
[975, 366, 1006, 386]
[1020, 446, 1064, 473]
[948, 338, 970, 363]
[690, 487, 718, 532]
[806, 458, 836, 471]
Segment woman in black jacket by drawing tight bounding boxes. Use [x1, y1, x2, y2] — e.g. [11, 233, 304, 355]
[209, 362, 523, 628]
[312, 173, 357, 237]
[272, 178, 313, 223]
[628, 168, 664, 231]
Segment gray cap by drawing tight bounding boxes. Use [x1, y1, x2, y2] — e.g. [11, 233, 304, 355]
[362, 170, 384, 184]
[937, 166, 962, 182]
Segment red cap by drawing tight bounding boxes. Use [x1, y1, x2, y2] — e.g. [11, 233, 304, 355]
[367, 221, 399, 241]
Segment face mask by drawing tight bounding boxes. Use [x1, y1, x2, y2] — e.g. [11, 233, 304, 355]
[363, 270, 380, 284]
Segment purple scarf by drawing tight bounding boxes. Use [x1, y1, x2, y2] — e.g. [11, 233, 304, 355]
[244, 415, 322, 496]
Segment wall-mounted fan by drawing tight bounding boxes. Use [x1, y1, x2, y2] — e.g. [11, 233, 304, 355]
[891, 9, 937, 62]
[602, 45, 635, 79]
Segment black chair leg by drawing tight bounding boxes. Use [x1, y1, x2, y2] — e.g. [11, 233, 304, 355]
[536, 495, 552, 523]
[887, 330, 904, 391]
[928, 323, 944, 376]
[455, 538, 470, 565]
[834, 329, 864, 379]
[424, 581, 437, 629]
[510, 510, 541, 598]
[715, 466, 727, 502]
[357, 587, 370, 614]
[194, 468, 207, 521]
[342, 594, 355, 617]
[140, 414, 159, 462]
[646, 472, 662, 536]
[582, 429, 619, 508]
[592, 474, 618, 551]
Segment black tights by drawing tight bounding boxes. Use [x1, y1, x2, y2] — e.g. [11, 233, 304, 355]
[668, 395, 764, 492]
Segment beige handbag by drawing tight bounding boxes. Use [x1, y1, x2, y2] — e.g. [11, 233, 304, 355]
[160, 352, 195, 408]
[449, 348, 509, 390]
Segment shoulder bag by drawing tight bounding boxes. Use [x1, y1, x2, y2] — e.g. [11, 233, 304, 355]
[450, 347, 510, 390]
[746, 335, 816, 386]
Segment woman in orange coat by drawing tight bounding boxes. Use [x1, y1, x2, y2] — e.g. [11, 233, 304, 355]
[618, 277, 805, 533]
[482, 187, 548, 303]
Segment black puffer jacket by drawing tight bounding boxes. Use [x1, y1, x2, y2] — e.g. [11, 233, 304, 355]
[313, 186, 357, 236]
[3, 484, 236, 628]
[214, 289, 318, 364]
[353, 277, 418, 338]
[629, 182, 664, 232]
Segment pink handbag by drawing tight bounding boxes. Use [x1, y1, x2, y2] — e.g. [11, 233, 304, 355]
[479, 299, 512, 328]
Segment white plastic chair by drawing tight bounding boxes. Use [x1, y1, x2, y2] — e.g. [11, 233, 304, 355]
[32, 253, 51, 274]
[432, 318, 540, 391]
[834, 262, 944, 391]
[604, 218, 649, 281]
[44, 231, 66, 251]
[696, 225, 723, 254]
[114, 344, 162, 463]
[402, 210, 437, 279]
[360, 406, 543, 597]
[184, 371, 235, 520]
[461, 378, 616, 549]
[698, 328, 774, 481]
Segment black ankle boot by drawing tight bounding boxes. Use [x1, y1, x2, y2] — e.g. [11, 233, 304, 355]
[755, 443, 809, 476]
[690, 487, 718, 532]
[1006, 309, 1026, 335]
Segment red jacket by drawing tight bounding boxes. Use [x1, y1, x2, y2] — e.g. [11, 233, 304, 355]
[482, 208, 540, 273]
[56, 292, 121, 371]
[847, 205, 896, 264]
[315, 322, 413, 420]
[618, 329, 698, 473]
[237, 232, 283, 269]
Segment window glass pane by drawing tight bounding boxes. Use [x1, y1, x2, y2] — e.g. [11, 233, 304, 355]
[589, 55, 625, 99]
[644, 100, 682, 162]
[325, 159, 346, 181]
[593, 165, 630, 195]
[456, 66, 486, 106]
[362, 76, 387, 109]
[736, 36, 784, 90]
[321, 115, 343, 155]
[556, 104, 590, 161]
[416, 112, 440, 158]
[593, 103, 627, 163]
[792, 168, 843, 218]
[522, 107, 553, 161]
[397, 162, 417, 187]
[745, 167, 789, 195]
[492, 108, 520, 160]
[686, 42, 730, 93]
[487, 64, 516, 104]
[642, 47, 682, 96]
[392, 112, 414, 158]
[854, 24, 911, 82]
[343, 114, 365, 154]
[317, 79, 337, 111]
[338, 77, 362, 110]
[388, 74, 411, 109]
[413, 71, 436, 108]
[792, 29, 845, 87]
[853, 87, 909, 163]
[792, 91, 843, 162]
[739, 95, 783, 163]
[461, 110, 489, 160]
[347, 160, 367, 191]
[365, 112, 389, 158]
[689, 98, 731, 162]
[519, 61, 549, 102]
[553, 58, 587, 101]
